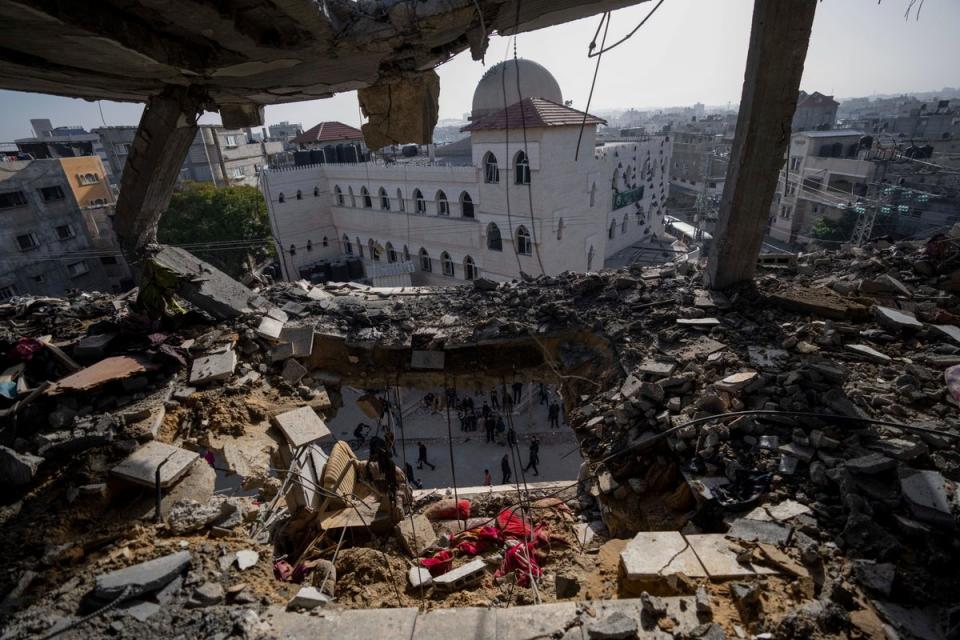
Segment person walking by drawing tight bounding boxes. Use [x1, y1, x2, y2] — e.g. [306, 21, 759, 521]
[502, 389, 514, 416]
[481, 401, 491, 420]
[548, 401, 561, 429]
[506, 425, 518, 448]
[495, 415, 506, 445]
[417, 441, 436, 470]
[524, 437, 540, 476]
[501, 454, 512, 485]
[512, 381, 523, 404]
[539, 383, 548, 405]
[405, 462, 416, 486]
[483, 469, 492, 486]
[484, 414, 496, 443]
[490, 389, 500, 411]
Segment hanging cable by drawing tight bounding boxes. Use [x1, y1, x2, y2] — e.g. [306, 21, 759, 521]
[574, 12, 609, 161]
[500, 36, 525, 278]
[587, 0, 666, 58]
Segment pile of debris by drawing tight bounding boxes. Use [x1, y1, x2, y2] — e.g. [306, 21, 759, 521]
[0, 234, 958, 639]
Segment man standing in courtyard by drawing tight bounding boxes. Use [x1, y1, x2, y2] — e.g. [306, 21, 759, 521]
[417, 441, 436, 470]
[484, 469, 492, 486]
[501, 453, 512, 485]
[524, 436, 540, 476]
[512, 381, 523, 404]
[548, 400, 561, 430]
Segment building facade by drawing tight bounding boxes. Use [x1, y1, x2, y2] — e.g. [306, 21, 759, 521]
[15, 119, 114, 184]
[792, 91, 839, 132]
[0, 157, 133, 299]
[768, 131, 875, 245]
[261, 62, 671, 286]
[95, 125, 284, 187]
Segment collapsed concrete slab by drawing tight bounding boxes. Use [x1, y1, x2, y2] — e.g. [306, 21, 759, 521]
[149, 245, 257, 320]
[94, 551, 192, 602]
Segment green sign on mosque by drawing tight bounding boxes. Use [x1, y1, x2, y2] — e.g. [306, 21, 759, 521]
[613, 186, 644, 210]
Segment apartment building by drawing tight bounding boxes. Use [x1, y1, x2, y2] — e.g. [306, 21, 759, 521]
[0, 156, 133, 299]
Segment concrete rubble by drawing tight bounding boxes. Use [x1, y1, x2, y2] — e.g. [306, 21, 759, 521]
[0, 237, 958, 638]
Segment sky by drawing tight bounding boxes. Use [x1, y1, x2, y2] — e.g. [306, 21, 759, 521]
[0, 0, 958, 141]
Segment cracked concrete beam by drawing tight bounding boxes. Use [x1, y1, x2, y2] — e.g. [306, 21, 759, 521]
[357, 70, 440, 148]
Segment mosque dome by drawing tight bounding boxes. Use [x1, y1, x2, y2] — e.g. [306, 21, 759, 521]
[470, 59, 563, 120]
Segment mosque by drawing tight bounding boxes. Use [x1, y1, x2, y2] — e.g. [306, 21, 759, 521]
[261, 59, 672, 285]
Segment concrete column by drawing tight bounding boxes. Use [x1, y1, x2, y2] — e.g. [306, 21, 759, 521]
[113, 87, 204, 258]
[704, 0, 817, 289]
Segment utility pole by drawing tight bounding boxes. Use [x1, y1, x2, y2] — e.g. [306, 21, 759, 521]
[851, 158, 888, 245]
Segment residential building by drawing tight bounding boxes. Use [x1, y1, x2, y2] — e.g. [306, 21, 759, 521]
[768, 130, 875, 245]
[792, 91, 839, 132]
[0, 156, 133, 299]
[268, 121, 303, 144]
[669, 131, 732, 202]
[14, 119, 114, 183]
[95, 125, 284, 187]
[261, 61, 671, 286]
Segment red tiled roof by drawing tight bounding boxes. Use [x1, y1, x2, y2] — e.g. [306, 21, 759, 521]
[461, 98, 606, 132]
[292, 121, 363, 144]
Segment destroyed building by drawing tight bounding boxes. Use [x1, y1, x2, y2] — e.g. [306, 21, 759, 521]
[0, 1, 959, 640]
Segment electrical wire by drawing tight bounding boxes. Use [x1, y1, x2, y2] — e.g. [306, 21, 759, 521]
[575, 12, 609, 162]
[587, 0, 666, 58]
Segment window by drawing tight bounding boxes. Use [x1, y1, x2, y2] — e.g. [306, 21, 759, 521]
[463, 256, 477, 280]
[343, 235, 352, 254]
[441, 251, 455, 277]
[514, 151, 530, 185]
[307, 240, 313, 252]
[31, 274, 45, 284]
[460, 192, 474, 218]
[483, 152, 499, 183]
[322, 236, 329, 247]
[386, 242, 397, 263]
[314, 186, 320, 197]
[16, 233, 40, 251]
[296, 189, 303, 200]
[349, 187, 355, 207]
[100, 256, 119, 265]
[486, 223, 502, 251]
[621, 214, 628, 234]
[0, 285, 17, 301]
[369, 239, 381, 261]
[516, 226, 532, 255]
[90, 198, 107, 207]
[379, 187, 390, 211]
[224, 135, 240, 148]
[789, 157, 801, 171]
[39, 186, 65, 202]
[589, 183, 596, 207]
[289, 244, 296, 256]
[356, 236, 363, 258]
[55, 224, 75, 240]
[419, 247, 432, 272]
[361, 187, 372, 208]
[114, 143, 131, 155]
[414, 189, 426, 214]
[231, 167, 245, 179]
[436, 190, 449, 216]
[278, 192, 285, 203]
[67, 260, 89, 278]
[556, 218, 564, 241]
[608, 220, 616, 240]
[587, 246, 595, 271]
[335, 186, 344, 206]
[77, 173, 99, 185]
[0, 191, 28, 209]
[403, 245, 410, 262]
[397, 188, 405, 212]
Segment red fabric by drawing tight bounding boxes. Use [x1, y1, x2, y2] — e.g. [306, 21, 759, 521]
[8, 338, 44, 362]
[455, 526, 502, 556]
[496, 507, 532, 539]
[420, 550, 454, 576]
[273, 559, 294, 581]
[423, 499, 471, 521]
[495, 540, 542, 587]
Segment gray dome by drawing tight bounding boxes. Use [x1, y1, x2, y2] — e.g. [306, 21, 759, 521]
[471, 59, 562, 120]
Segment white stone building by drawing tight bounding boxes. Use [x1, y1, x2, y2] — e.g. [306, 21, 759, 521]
[261, 61, 671, 285]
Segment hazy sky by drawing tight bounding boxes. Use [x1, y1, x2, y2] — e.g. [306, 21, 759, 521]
[1, 0, 957, 141]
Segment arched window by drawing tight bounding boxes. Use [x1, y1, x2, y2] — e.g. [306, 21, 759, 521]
[460, 192, 474, 218]
[419, 247, 432, 272]
[296, 189, 303, 200]
[514, 151, 530, 185]
[556, 218, 564, 241]
[356, 236, 363, 258]
[463, 256, 477, 280]
[486, 223, 502, 251]
[441, 251, 455, 277]
[414, 189, 426, 214]
[622, 214, 628, 234]
[314, 186, 319, 197]
[397, 188, 405, 212]
[307, 240, 313, 252]
[335, 185, 344, 206]
[343, 235, 352, 254]
[403, 245, 410, 262]
[369, 239, 381, 261]
[516, 225, 532, 255]
[278, 192, 285, 203]
[379, 187, 390, 210]
[361, 186, 372, 208]
[608, 219, 616, 240]
[587, 246, 595, 271]
[483, 152, 499, 183]
[289, 244, 296, 255]
[386, 242, 397, 263]
[322, 236, 329, 247]
[436, 190, 449, 216]
[348, 187, 355, 207]
[589, 183, 596, 207]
